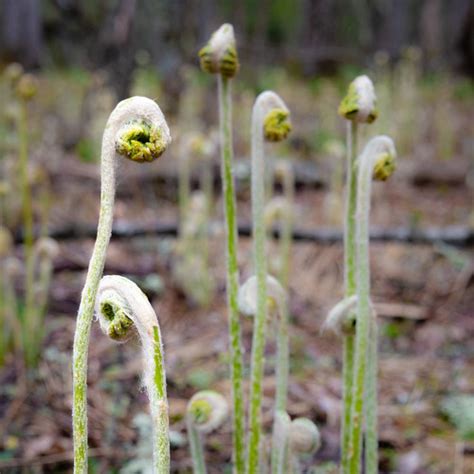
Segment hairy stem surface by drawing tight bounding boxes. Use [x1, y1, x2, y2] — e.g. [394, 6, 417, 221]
[247, 99, 269, 474]
[72, 145, 116, 473]
[342, 121, 358, 472]
[217, 75, 245, 474]
[348, 149, 374, 474]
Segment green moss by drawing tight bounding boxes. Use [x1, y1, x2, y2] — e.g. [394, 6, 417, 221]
[263, 108, 292, 142]
[373, 152, 396, 181]
[116, 120, 166, 163]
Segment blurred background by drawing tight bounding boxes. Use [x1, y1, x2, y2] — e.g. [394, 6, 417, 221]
[0, 1, 473, 473]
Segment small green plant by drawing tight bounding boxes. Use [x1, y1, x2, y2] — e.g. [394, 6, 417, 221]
[247, 90, 292, 474]
[198, 23, 245, 473]
[96, 275, 169, 472]
[348, 135, 396, 474]
[186, 390, 229, 473]
[336, 74, 378, 472]
[72, 96, 171, 473]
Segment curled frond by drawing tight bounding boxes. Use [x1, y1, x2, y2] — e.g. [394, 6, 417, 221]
[238, 274, 285, 317]
[263, 108, 292, 142]
[199, 23, 239, 78]
[338, 75, 378, 123]
[358, 135, 397, 182]
[372, 152, 396, 181]
[289, 418, 321, 455]
[35, 237, 60, 260]
[111, 96, 171, 163]
[187, 390, 229, 434]
[254, 91, 292, 143]
[322, 295, 358, 336]
[4, 63, 24, 84]
[264, 197, 291, 228]
[16, 73, 38, 101]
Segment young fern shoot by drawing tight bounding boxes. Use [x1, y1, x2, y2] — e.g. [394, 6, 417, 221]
[72, 96, 171, 473]
[186, 390, 229, 474]
[348, 136, 396, 474]
[96, 275, 169, 473]
[247, 91, 291, 474]
[198, 23, 245, 473]
[337, 75, 377, 471]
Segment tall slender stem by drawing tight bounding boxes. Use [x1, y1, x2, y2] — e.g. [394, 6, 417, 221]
[72, 134, 117, 473]
[247, 96, 269, 474]
[217, 75, 245, 474]
[72, 97, 171, 473]
[365, 313, 378, 474]
[187, 419, 207, 474]
[18, 99, 35, 367]
[342, 120, 358, 472]
[348, 135, 396, 474]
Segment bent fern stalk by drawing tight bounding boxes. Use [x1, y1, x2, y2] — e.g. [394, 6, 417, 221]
[186, 390, 229, 474]
[337, 75, 377, 472]
[198, 23, 245, 473]
[96, 275, 169, 473]
[348, 136, 396, 474]
[247, 91, 291, 474]
[72, 96, 171, 473]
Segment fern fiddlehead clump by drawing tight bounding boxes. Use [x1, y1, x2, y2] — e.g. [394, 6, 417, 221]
[72, 96, 171, 473]
[337, 75, 378, 472]
[198, 23, 245, 473]
[96, 275, 169, 473]
[186, 390, 229, 474]
[247, 90, 292, 474]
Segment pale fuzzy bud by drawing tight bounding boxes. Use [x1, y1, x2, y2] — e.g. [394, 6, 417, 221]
[359, 135, 397, 181]
[4, 63, 24, 84]
[35, 237, 60, 260]
[255, 91, 292, 142]
[238, 274, 285, 317]
[322, 295, 358, 336]
[289, 418, 321, 455]
[199, 24, 239, 78]
[264, 197, 291, 228]
[114, 97, 171, 163]
[16, 73, 38, 101]
[187, 390, 229, 434]
[338, 75, 378, 123]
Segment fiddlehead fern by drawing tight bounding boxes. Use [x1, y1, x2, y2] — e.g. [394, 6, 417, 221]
[72, 96, 171, 473]
[199, 23, 245, 473]
[247, 90, 291, 474]
[186, 390, 229, 474]
[337, 75, 378, 472]
[96, 275, 169, 473]
[348, 136, 396, 474]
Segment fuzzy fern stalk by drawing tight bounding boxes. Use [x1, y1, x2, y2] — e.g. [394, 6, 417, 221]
[32, 237, 59, 360]
[238, 274, 287, 473]
[186, 390, 229, 474]
[348, 136, 396, 474]
[72, 97, 171, 473]
[247, 91, 292, 474]
[271, 414, 320, 474]
[337, 75, 377, 472]
[198, 23, 245, 473]
[15, 73, 38, 367]
[96, 275, 169, 472]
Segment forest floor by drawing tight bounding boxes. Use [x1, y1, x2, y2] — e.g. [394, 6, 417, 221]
[0, 145, 473, 474]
